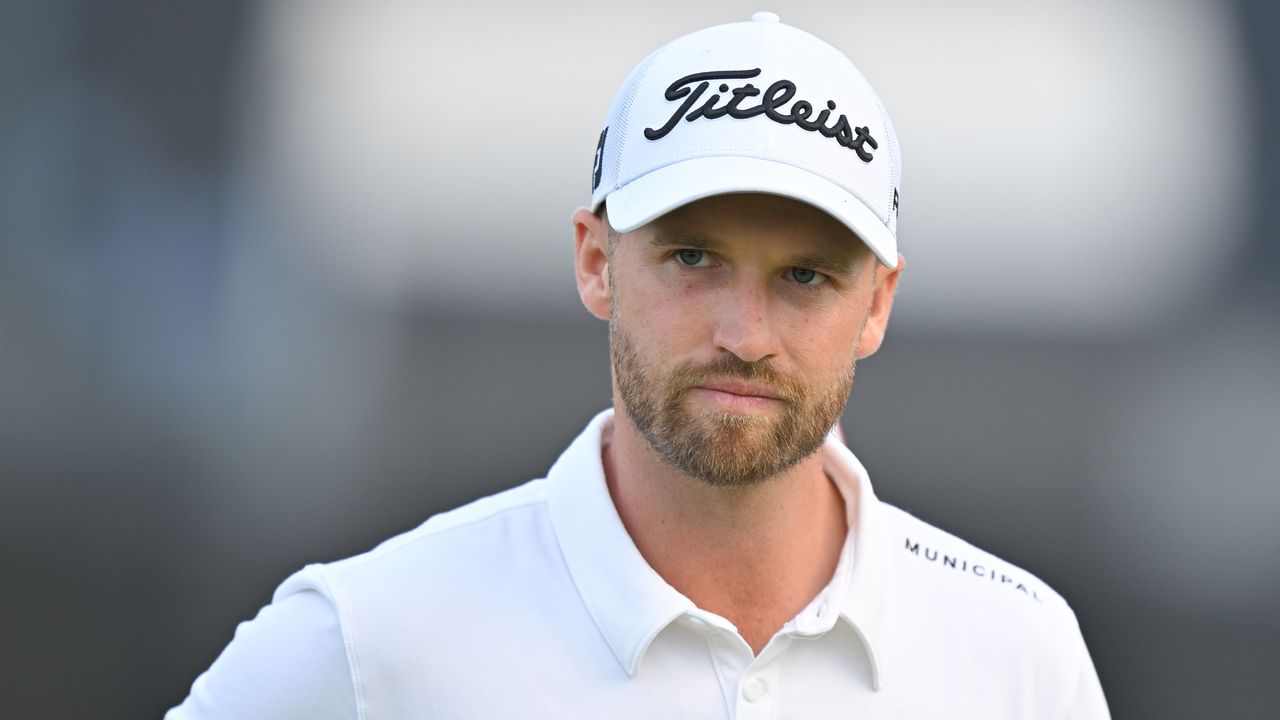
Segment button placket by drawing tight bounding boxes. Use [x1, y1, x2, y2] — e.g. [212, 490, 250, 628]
[742, 676, 768, 703]
[693, 614, 754, 718]
[734, 638, 786, 719]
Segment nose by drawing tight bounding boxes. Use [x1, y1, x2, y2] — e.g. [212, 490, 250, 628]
[710, 283, 780, 363]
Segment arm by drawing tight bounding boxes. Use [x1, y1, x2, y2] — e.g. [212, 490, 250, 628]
[1062, 639, 1111, 720]
[165, 588, 358, 720]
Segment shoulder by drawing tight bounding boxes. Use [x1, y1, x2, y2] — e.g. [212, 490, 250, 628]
[875, 501, 1107, 715]
[879, 501, 1069, 609]
[276, 478, 555, 609]
[166, 577, 360, 719]
[876, 500, 1088, 662]
[167, 481, 558, 719]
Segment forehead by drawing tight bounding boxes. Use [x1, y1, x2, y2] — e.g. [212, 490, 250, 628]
[629, 193, 869, 257]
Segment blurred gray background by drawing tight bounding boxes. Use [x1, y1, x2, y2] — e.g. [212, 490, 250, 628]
[1, 1, 1277, 718]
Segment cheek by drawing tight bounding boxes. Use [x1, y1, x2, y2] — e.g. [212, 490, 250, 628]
[636, 304, 711, 356]
[783, 309, 862, 372]
[621, 268, 713, 336]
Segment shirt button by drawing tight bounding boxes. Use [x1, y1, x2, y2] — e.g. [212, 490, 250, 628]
[742, 677, 769, 703]
[817, 601, 830, 618]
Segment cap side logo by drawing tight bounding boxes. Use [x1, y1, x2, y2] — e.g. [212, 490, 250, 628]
[591, 127, 608, 191]
[643, 69, 878, 162]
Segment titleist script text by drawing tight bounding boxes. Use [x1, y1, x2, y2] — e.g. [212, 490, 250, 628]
[643, 69, 879, 162]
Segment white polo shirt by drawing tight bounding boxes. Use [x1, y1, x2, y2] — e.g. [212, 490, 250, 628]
[168, 409, 1109, 719]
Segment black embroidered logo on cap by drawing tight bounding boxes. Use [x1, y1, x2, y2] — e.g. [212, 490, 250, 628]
[591, 127, 608, 191]
[643, 69, 878, 162]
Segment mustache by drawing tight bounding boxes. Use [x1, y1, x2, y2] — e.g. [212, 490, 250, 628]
[668, 355, 804, 402]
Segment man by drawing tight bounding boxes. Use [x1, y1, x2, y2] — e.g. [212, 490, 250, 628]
[169, 12, 1109, 719]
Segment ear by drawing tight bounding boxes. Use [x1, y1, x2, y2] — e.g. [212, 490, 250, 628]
[572, 207, 611, 321]
[855, 253, 905, 359]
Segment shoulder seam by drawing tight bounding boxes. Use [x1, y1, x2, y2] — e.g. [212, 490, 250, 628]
[307, 569, 367, 720]
[334, 487, 549, 573]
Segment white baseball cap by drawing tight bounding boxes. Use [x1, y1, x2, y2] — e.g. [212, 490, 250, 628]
[589, 12, 901, 268]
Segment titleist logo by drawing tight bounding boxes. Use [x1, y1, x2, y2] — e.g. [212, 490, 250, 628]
[643, 68, 878, 162]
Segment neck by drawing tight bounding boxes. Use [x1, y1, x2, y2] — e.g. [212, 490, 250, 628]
[602, 408, 848, 655]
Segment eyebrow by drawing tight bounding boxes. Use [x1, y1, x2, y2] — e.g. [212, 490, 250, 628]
[787, 253, 858, 277]
[647, 231, 859, 277]
[647, 232, 725, 251]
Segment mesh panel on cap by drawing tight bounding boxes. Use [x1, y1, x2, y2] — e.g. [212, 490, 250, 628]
[601, 50, 662, 205]
[878, 97, 901, 237]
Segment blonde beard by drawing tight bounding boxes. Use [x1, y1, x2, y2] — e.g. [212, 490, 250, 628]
[610, 317, 855, 488]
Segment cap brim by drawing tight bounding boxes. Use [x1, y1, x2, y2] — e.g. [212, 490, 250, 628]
[601, 156, 898, 268]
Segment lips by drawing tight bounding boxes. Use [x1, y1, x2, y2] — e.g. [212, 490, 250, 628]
[695, 380, 783, 400]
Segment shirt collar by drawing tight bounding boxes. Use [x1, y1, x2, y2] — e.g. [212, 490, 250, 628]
[546, 409, 696, 676]
[546, 408, 890, 688]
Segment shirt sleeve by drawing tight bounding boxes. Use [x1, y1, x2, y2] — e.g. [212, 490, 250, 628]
[164, 588, 358, 720]
[1063, 645, 1111, 720]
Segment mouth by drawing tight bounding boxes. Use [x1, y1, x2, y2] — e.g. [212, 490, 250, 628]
[688, 380, 785, 410]
[695, 381, 782, 400]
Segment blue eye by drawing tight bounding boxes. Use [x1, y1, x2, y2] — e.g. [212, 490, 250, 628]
[676, 250, 706, 266]
[789, 267, 826, 285]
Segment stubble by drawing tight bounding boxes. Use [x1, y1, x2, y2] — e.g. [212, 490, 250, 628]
[610, 316, 855, 488]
